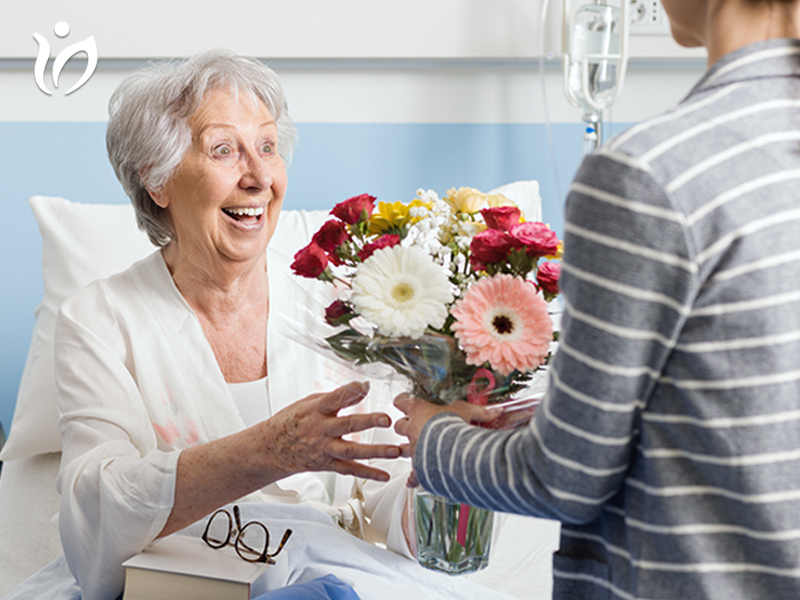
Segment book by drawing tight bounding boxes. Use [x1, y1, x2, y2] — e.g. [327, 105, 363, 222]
[121, 534, 270, 600]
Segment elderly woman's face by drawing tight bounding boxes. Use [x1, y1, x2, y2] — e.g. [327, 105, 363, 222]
[152, 87, 287, 266]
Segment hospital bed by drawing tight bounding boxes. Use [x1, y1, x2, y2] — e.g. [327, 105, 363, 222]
[0, 183, 560, 599]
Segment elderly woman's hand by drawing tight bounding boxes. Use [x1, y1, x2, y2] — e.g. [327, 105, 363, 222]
[265, 381, 401, 482]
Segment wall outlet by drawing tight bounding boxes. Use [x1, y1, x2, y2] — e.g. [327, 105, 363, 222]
[629, 0, 672, 35]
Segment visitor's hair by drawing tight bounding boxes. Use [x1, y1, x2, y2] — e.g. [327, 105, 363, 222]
[106, 49, 297, 247]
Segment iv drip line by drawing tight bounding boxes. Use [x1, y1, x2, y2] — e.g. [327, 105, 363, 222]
[538, 0, 563, 204]
[537, 0, 629, 205]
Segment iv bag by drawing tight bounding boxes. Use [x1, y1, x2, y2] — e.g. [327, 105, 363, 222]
[566, 3, 621, 114]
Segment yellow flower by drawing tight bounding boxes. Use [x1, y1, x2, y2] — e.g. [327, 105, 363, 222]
[545, 241, 564, 261]
[368, 200, 429, 235]
[485, 193, 515, 208]
[444, 187, 486, 214]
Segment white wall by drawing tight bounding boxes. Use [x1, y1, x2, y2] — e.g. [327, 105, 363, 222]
[0, 0, 706, 125]
[1, 0, 705, 60]
[0, 61, 704, 124]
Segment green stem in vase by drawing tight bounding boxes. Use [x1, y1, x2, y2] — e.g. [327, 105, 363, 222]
[415, 491, 494, 574]
[438, 496, 449, 558]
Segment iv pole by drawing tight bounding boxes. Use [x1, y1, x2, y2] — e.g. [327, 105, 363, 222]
[562, 0, 630, 153]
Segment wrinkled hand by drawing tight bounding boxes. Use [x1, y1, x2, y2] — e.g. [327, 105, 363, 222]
[265, 381, 401, 482]
[393, 394, 497, 461]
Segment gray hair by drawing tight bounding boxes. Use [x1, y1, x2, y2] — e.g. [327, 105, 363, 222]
[106, 49, 297, 247]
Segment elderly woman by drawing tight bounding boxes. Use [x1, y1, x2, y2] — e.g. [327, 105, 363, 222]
[53, 50, 410, 600]
[397, 0, 800, 599]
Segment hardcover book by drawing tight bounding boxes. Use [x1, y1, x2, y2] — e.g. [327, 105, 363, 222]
[122, 534, 270, 600]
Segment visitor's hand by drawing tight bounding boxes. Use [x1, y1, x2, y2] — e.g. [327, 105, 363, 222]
[393, 394, 497, 460]
[265, 381, 401, 482]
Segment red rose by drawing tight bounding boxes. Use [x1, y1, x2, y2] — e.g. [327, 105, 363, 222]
[536, 261, 561, 296]
[469, 255, 487, 272]
[291, 242, 329, 278]
[509, 222, 560, 257]
[470, 229, 513, 264]
[481, 206, 521, 231]
[358, 234, 401, 261]
[325, 299, 354, 326]
[312, 220, 350, 254]
[331, 194, 376, 225]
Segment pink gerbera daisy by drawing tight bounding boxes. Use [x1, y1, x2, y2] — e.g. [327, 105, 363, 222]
[451, 274, 552, 376]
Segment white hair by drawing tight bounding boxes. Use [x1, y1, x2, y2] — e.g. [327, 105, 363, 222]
[106, 49, 297, 247]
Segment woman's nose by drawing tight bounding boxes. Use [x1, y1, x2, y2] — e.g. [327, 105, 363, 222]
[238, 150, 273, 192]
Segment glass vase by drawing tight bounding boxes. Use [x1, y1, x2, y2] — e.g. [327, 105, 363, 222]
[412, 487, 494, 575]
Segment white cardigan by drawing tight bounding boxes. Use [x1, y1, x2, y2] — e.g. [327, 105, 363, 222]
[54, 248, 410, 600]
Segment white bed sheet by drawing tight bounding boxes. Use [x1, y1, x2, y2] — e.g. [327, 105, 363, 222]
[0, 453, 559, 599]
[0, 454, 62, 597]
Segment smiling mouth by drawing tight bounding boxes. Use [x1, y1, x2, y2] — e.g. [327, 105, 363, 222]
[222, 206, 265, 224]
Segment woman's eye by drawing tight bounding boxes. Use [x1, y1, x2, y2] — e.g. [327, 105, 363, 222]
[213, 144, 234, 158]
[261, 142, 274, 155]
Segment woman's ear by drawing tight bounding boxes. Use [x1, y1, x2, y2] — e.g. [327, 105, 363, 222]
[140, 166, 169, 209]
[148, 186, 170, 209]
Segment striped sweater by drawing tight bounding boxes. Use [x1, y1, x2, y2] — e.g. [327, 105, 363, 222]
[416, 39, 800, 600]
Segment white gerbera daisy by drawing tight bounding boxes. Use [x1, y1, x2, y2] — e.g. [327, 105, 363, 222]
[351, 245, 453, 338]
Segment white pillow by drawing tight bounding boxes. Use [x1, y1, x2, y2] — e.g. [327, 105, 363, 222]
[0, 182, 540, 461]
[490, 180, 543, 223]
[0, 196, 329, 461]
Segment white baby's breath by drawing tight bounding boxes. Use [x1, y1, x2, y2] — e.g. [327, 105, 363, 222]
[405, 189, 453, 259]
[351, 245, 453, 339]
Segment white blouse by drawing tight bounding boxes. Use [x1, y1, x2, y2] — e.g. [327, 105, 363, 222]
[228, 376, 270, 427]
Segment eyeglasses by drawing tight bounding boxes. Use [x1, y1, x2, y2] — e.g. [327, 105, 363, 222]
[202, 505, 293, 564]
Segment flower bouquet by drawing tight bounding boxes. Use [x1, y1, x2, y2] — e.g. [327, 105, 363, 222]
[290, 186, 561, 574]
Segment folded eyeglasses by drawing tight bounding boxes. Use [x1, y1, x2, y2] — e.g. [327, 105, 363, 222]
[202, 505, 293, 564]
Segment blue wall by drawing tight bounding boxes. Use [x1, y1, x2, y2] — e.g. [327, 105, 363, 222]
[0, 120, 630, 434]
